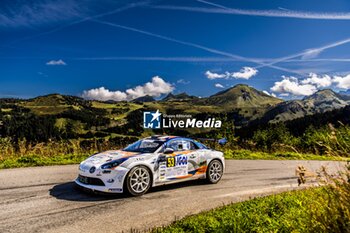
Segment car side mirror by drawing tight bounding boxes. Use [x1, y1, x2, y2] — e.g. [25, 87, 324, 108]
[157, 154, 166, 163]
[164, 148, 174, 154]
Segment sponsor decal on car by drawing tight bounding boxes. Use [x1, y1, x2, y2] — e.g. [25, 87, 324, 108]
[108, 188, 123, 192]
[158, 154, 189, 180]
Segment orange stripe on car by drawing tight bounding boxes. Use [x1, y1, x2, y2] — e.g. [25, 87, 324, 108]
[176, 174, 193, 179]
[168, 150, 193, 156]
[196, 165, 208, 174]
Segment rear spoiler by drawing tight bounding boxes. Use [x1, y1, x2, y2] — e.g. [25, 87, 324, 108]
[194, 138, 227, 146]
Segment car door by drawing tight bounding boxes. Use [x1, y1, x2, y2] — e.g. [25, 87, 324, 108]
[182, 140, 201, 176]
[159, 139, 199, 183]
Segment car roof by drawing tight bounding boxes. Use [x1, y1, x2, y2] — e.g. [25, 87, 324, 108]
[145, 135, 191, 142]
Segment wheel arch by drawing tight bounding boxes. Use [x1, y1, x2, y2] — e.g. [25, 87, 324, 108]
[122, 163, 155, 190]
[204, 158, 224, 178]
[207, 157, 224, 169]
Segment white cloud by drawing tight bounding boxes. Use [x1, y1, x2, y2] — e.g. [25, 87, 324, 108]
[215, 83, 224, 88]
[231, 67, 258, 79]
[271, 72, 350, 96]
[46, 59, 66, 65]
[82, 87, 127, 101]
[205, 70, 227, 79]
[205, 67, 258, 80]
[333, 74, 350, 89]
[262, 90, 276, 97]
[177, 79, 190, 84]
[125, 76, 174, 99]
[271, 76, 318, 96]
[300, 73, 332, 88]
[82, 76, 174, 101]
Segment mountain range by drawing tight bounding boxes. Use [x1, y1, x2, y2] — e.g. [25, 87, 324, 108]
[260, 89, 350, 123]
[1, 84, 349, 127]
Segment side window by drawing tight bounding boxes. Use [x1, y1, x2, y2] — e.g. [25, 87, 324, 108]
[167, 139, 198, 151]
[189, 141, 198, 150]
[182, 140, 191, 151]
[167, 140, 182, 151]
[193, 141, 207, 149]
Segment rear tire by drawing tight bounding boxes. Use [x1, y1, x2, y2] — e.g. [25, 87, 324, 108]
[205, 160, 223, 184]
[125, 166, 152, 196]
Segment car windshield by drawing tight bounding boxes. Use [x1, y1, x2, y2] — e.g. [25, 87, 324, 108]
[123, 139, 164, 153]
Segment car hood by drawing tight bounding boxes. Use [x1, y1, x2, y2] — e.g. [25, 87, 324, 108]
[82, 150, 140, 167]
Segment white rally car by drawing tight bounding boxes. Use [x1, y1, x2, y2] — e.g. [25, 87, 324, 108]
[75, 135, 225, 196]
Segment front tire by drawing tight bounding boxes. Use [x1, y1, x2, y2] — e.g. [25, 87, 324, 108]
[125, 166, 152, 196]
[206, 160, 223, 184]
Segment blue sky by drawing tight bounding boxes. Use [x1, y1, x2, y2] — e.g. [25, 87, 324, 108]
[2, 0, 350, 100]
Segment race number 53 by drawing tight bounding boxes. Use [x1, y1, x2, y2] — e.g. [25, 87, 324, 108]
[166, 157, 175, 167]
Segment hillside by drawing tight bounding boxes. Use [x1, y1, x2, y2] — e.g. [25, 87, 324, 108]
[131, 95, 156, 103]
[20, 94, 92, 115]
[260, 89, 350, 123]
[191, 84, 283, 122]
[162, 92, 198, 102]
[203, 84, 282, 107]
[1, 86, 349, 143]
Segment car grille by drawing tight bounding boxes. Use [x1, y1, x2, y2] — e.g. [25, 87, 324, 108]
[78, 175, 105, 186]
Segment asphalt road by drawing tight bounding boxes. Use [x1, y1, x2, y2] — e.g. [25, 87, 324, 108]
[0, 160, 346, 233]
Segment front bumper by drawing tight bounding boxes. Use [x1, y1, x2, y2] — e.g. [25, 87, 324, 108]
[75, 178, 124, 193]
[75, 166, 129, 193]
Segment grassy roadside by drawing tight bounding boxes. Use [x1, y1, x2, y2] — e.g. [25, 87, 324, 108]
[154, 186, 349, 233]
[0, 149, 348, 169]
[0, 154, 89, 169]
[224, 149, 350, 161]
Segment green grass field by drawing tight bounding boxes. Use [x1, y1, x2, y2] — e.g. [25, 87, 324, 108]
[0, 154, 88, 169]
[154, 186, 349, 233]
[224, 149, 350, 161]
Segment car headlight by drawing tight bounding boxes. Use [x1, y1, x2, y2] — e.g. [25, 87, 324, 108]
[101, 159, 126, 169]
[79, 163, 89, 171]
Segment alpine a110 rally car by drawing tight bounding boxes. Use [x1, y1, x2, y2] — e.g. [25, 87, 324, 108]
[75, 135, 225, 196]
